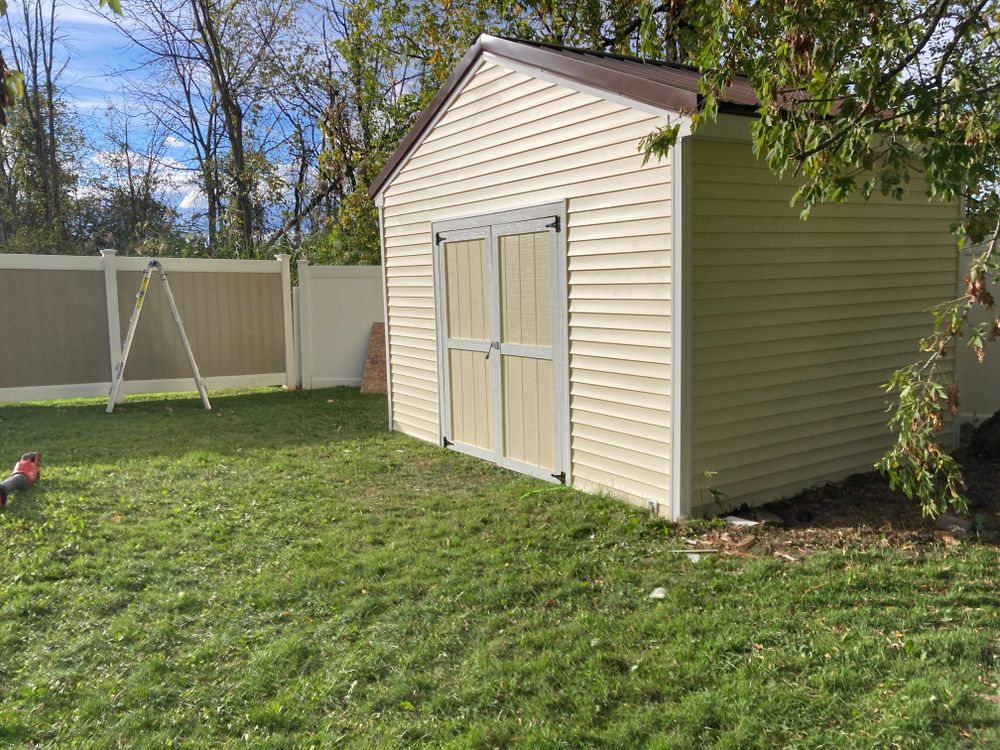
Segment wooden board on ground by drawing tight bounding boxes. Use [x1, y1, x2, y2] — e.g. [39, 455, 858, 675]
[361, 322, 387, 394]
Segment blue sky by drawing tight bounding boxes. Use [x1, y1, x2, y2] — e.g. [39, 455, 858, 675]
[9, 1, 324, 216]
[27, 2, 204, 208]
[56, 3, 146, 115]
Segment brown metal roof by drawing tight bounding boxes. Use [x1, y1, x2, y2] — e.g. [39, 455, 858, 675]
[369, 35, 758, 199]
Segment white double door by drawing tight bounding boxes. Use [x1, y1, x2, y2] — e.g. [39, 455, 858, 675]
[436, 216, 564, 482]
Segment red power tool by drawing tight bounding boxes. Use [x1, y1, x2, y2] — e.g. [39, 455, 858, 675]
[0, 452, 41, 508]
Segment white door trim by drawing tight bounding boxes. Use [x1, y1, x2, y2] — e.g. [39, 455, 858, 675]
[431, 202, 569, 484]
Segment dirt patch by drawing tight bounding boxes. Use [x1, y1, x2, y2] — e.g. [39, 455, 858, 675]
[687, 450, 1000, 559]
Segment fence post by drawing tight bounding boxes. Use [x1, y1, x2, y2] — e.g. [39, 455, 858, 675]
[297, 259, 313, 390]
[292, 287, 302, 388]
[275, 253, 297, 390]
[100, 249, 124, 402]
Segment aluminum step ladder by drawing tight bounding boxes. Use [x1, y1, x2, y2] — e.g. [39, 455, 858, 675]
[107, 260, 212, 413]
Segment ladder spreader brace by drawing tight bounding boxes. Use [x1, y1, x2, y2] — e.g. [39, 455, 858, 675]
[106, 260, 212, 413]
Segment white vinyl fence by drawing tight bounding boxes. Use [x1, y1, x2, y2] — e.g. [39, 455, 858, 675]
[956, 244, 1000, 423]
[294, 262, 384, 389]
[0, 251, 294, 403]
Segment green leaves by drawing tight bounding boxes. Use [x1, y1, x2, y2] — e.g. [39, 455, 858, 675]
[98, 0, 123, 15]
[638, 122, 680, 164]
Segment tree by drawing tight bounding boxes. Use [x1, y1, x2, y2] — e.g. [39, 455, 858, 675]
[0, 0, 84, 253]
[76, 107, 182, 255]
[315, 0, 667, 265]
[106, 0, 300, 258]
[637, 0, 1000, 515]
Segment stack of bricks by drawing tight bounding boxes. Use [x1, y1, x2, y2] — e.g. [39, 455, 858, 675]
[360, 322, 388, 394]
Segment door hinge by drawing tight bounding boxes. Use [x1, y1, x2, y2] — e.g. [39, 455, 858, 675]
[435, 232, 445, 245]
[551, 471, 566, 484]
[545, 216, 561, 232]
[443, 436, 453, 447]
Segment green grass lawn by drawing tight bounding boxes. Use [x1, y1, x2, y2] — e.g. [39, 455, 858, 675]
[0, 388, 997, 749]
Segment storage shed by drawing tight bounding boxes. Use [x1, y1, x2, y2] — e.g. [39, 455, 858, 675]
[370, 35, 959, 519]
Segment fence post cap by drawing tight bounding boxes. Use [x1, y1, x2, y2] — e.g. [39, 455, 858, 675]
[274, 253, 290, 261]
[99, 248, 118, 257]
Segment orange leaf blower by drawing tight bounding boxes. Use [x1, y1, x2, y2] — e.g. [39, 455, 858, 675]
[0, 452, 40, 508]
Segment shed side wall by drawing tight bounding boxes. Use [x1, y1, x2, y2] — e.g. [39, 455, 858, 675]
[381, 60, 674, 507]
[690, 138, 958, 512]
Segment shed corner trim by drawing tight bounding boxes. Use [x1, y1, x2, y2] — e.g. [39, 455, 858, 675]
[670, 135, 694, 521]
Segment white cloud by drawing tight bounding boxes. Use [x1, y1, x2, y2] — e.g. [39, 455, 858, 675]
[56, 2, 111, 27]
[164, 135, 185, 149]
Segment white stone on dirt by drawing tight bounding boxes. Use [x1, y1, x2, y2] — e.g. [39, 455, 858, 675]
[935, 513, 974, 535]
[754, 511, 785, 525]
[724, 515, 759, 527]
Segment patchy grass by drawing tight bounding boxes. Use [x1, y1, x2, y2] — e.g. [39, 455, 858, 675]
[0, 387, 997, 749]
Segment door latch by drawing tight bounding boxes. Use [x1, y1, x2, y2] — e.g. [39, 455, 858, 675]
[551, 471, 566, 484]
[485, 341, 499, 359]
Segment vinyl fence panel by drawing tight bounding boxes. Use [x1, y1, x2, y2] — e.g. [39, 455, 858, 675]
[0, 252, 293, 403]
[957, 245, 1000, 423]
[295, 263, 384, 389]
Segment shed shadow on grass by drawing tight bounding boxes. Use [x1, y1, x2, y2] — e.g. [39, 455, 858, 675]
[0, 387, 390, 464]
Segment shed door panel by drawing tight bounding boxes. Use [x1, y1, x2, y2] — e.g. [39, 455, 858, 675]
[500, 232, 552, 347]
[502, 355, 554, 470]
[498, 231, 556, 472]
[445, 238, 489, 341]
[448, 349, 493, 451]
[442, 234, 494, 453]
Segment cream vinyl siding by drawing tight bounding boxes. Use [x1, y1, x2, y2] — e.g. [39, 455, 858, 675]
[381, 59, 673, 507]
[689, 138, 958, 512]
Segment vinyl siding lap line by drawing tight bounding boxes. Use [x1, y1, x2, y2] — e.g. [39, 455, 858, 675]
[398, 105, 641, 182]
[694, 367, 952, 414]
[387, 131, 661, 202]
[695, 289, 953, 317]
[573, 474, 669, 505]
[695, 360, 921, 396]
[695, 397, 892, 438]
[571, 397, 671, 426]
[694, 310, 942, 337]
[431, 76, 559, 130]
[696, 412, 894, 462]
[693, 275, 959, 297]
[421, 88, 578, 151]
[693, 234, 954, 250]
[573, 434, 669, 466]
[386, 167, 673, 224]
[694, 341, 921, 376]
[413, 93, 601, 162]
[706, 436, 892, 490]
[569, 187, 673, 213]
[384, 158, 670, 214]
[695, 262, 954, 281]
[571, 449, 670, 490]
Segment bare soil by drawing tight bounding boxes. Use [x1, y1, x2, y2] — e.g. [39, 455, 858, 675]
[691, 449, 1000, 559]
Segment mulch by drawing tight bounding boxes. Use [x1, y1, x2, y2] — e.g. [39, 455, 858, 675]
[687, 448, 1000, 559]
